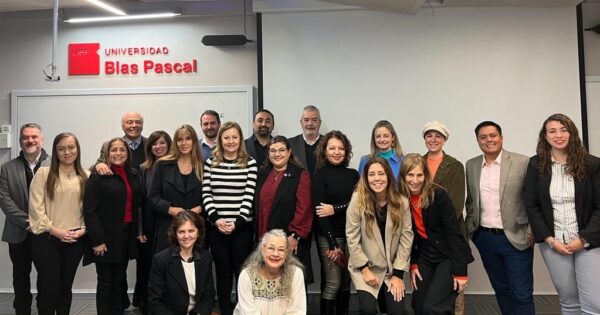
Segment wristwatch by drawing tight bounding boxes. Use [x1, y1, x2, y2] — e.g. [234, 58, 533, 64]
[290, 232, 301, 241]
[547, 237, 556, 249]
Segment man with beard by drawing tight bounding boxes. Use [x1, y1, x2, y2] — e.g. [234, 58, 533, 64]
[288, 105, 323, 177]
[244, 109, 275, 166]
[200, 110, 221, 161]
[0, 123, 50, 315]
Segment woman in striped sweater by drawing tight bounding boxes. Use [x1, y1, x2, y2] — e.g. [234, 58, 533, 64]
[202, 121, 258, 315]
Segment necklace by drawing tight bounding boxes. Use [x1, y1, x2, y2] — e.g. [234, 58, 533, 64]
[59, 167, 75, 179]
[274, 169, 284, 181]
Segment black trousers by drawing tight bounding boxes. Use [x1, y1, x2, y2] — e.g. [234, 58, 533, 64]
[31, 233, 84, 315]
[133, 240, 153, 314]
[95, 224, 132, 315]
[207, 224, 253, 315]
[8, 234, 34, 315]
[411, 240, 457, 315]
[356, 283, 408, 315]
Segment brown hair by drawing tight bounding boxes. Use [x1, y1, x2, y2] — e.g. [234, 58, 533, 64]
[167, 211, 206, 249]
[46, 132, 88, 201]
[536, 113, 587, 180]
[315, 130, 353, 168]
[354, 157, 405, 239]
[141, 130, 172, 171]
[105, 138, 131, 168]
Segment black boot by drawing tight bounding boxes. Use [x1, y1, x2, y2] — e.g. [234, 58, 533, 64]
[321, 298, 335, 315]
[335, 290, 350, 315]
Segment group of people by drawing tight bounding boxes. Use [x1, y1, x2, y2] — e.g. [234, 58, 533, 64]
[0, 106, 598, 315]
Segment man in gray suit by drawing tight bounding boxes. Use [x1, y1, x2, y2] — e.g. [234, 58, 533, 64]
[288, 105, 323, 177]
[0, 123, 50, 315]
[465, 121, 535, 315]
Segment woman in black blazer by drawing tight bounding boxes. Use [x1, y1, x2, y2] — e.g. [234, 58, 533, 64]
[148, 211, 215, 315]
[255, 136, 314, 284]
[398, 154, 473, 315]
[149, 125, 204, 253]
[523, 113, 600, 314]
[84, 137, 142, 315]
[133, 130, 172, 313]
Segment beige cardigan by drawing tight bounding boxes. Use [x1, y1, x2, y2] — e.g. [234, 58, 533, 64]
[346, 193, 413, 298]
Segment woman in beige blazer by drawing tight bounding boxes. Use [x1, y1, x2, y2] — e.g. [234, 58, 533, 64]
[346, 157, 413, 315]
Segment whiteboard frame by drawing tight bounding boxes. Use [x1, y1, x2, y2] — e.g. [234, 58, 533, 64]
[10, 85, 255, 159]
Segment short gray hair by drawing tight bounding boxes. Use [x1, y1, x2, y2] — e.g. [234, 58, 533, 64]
[19, 123, 42, 140]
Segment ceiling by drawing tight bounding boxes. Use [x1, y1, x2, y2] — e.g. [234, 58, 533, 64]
[0, 0, 593, 16]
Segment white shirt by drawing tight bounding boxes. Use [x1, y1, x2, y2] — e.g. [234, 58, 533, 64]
[549, 160, 578, 244]
[181, 260, 196, 312]
[479, 152, 503, 229]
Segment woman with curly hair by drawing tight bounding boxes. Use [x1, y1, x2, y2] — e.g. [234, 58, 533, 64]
[233, 229, 305, 315]
[313, 130, 359, 314]
[346, 157, 413, 315]
[523, 113, 600, 314]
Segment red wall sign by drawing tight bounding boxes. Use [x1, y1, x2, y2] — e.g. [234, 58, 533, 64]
[68, 43, 198, 76]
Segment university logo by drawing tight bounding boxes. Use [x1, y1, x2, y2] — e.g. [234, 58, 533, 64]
[68, 43, 101, 75]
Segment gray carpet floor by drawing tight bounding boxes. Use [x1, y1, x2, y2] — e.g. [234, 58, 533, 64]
[0, 293, 560, 314]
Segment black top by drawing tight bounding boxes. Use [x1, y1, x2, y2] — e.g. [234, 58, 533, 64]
[312, 163, 359, 248]
[130, 144, 146, 172]
[244, 134, 269, 168]
[83, 167, 142, 264]
[303, 141, 318, 178]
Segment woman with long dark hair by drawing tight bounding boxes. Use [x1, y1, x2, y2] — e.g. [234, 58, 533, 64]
[202, 122, 257, 315]
[148, 211, 215, 315]
[84, 137, 142, 314]
[255, 136, 314, 286]
[133, 130, 172, 313]
[149, 125, 203, 253]
[29, 132, 89, 315]
[398, 153, 473, 315]
[346, 157, 413, 315]
[523, 113, 600, 314]
[313, 130, 358, 314]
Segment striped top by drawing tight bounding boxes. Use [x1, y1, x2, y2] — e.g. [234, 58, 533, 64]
[202, 157, 258, 226]
[549, 160, 578, 244]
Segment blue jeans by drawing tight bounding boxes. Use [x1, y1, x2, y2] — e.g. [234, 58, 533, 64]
[472, 229, 535, 315]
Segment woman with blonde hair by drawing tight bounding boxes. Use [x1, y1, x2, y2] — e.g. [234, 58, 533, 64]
[398, 153, 472, 315]
[346, 157, 413, 315]
[29, 132, 89, 315]
[202, 121, 257, 315]
[234, 229, 306, 315]
[149, 124, 203, 253]
[523, 113, 600, 314]
[358, 120, 404, 180]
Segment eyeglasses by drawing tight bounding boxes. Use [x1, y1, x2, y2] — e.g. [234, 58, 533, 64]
[269, 148, 288, 155]
[264, 245, 287, 255]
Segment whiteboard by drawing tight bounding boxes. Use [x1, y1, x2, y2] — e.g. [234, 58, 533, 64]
[11, 86, 254, 169]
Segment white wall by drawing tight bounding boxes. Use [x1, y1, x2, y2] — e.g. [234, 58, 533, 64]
[0, 14, 257, 291]
[259, 6, 583, 294]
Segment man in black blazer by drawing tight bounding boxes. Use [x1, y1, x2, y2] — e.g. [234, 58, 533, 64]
[93, 112, 148, 175]
[0, 123, 50, 315]
[244, 109, 274, 167]
[287, 105, 323, 178]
